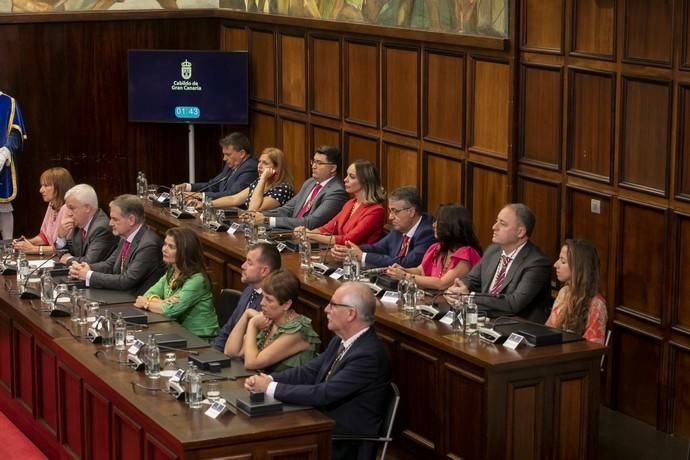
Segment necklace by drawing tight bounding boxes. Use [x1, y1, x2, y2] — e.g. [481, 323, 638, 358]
[168, 272, 180, 291]
[259, 311, 296, 350]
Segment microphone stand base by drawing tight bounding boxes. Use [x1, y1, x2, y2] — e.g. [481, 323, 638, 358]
[19, 288, 41, 299]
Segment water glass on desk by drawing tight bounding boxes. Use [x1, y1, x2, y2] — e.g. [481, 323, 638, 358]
[206, 380, 221, 402]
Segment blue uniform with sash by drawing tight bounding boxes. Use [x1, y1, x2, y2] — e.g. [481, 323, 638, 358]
[0, 92, 27, 203]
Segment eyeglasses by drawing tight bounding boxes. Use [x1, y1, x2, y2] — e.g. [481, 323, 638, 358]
[326, 301, 356, 309]
[388, 207, 411, 215]
[311, 159, 336, 167]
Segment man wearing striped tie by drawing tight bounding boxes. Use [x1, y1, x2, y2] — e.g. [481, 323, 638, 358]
[448, 203, 552, 323]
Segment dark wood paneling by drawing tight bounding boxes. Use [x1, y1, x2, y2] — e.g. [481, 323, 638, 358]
[250, 29, 276, 103]
[613, 327, 661, 426]
[310, 36, 341, 119]
[617, 201, 667, 320]
[619, 77, 671, 195]
[469, 57, 510, 158]
[145, 434, 179, 460]
[623, 0, 674, 66]
[344, 132, 379, 168]
[521, 0, 564, 52]
[279, 33, 307, 111]
[12, 322, 33, 414]
[444, 363, 484, 460]
[685, 0, 690, 69]
[383, 46, 419, 137]
[567, 68, 615, 182]
[112, 407, 143, 460]
[84, 383, 111, 460]
[0, 309, 10, 393]
[423, 152, 463, 214]
[520, 64, 562, 169]
[567, 188, 612, 299]
[506, 380, 543, 459]
[674, 213, 690, 331]
[383, 142, 418, 195]
[58, 361, 83, 459]
[554, 374, 590, 459]
[345, 40, 378, 128]
[424, 50, 464, 147]
[571, 0, 616, 58]
[250, 110, 277, 156]
[222, 25, 248, 50]
[670, 345, 690, 438]
[35, 341, 58, 438]
[279, 117, 308, 186]
[677, 85, 690, 199]
[517, 176, 561, 265]
[468, 164, 507, 249]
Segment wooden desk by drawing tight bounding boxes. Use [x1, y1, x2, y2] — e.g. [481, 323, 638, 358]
[145, 204, 604, 460]
[0, 278, 333, 459]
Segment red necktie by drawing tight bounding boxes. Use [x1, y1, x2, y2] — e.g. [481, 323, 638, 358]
[120, 240, 131, 271]
[296, 183, 322, 218]
[81, 228, 86, 242]
[398, 235, 410, 257]
[489, 255, 511, 295]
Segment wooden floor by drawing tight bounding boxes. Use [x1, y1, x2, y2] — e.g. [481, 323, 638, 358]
[384, 406, 690, 459]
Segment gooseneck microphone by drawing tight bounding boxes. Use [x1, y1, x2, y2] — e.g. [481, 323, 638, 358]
[19, 253, 61, 299]
[197, 170, 232, 193]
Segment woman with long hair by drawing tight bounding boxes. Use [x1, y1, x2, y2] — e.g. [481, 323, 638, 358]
[223, 269, 320, 372]
[211, 147, 294, 211]
[295, 159, 385, 245]
[546, 239, 607, 344]
[13, 167, 75, 255]
[134, 227, 219, 338]
[386, 204, 482, 290]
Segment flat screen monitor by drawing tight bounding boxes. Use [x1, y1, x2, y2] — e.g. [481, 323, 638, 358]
[128, 50, 248, 124]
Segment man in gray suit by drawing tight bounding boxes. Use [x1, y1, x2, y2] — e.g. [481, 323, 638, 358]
[247, 145, 348, 230]
[449, 203, 552, 323]
[55, 184, 118, 266]
[69, 194, 165, 295]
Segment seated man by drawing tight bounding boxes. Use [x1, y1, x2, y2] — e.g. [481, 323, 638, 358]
[176, 132, 257, 200]
[245, 282, 391, 460]
[212, 242, 281, 351]
[335, 186, 434, 268]
[68, 194, 166, 295]
[448, 203, 552, 323]
[55, 184, 118, 266]
[248, 145, 348, 230]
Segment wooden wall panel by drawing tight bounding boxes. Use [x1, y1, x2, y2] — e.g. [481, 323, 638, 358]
[250, 111, 277, 156]
[619, 77, 671, 195]
[345, 41, 378, 128]
[344, 132, 379, 168]
[555, 375, 589, 459]
[35, 341, 58, 437]
[617, 201, 667, 320]
[383, 143, 419, 195]
[222, 26, 248, 50]
[12, 323, 33, 414]
[517, 176, 561, 265]
[571, 0, 616, 58]
[506, 381, 543, 459]
[112, 407, 143, 460]
[685, 1, 690, 69]
[567, 68, 614, 181]
[613, 328, 661, 426]
[424, 51, 464, 147]
[444, 364, 484, 460]
[0, 309, 10, 394]
[623, 0, 674, 65]
[279, 34, 307, 111]
[423, 153, 463, 214]
[567, 189, 612, 298]
[521, 0, 564, 52]
[58, 362, 83, 459]
[674, 214, 690, 330]
[677, 85, 690, 198]
[520, 64, 562, 168]
[468, 165, 507, 249]
[250, 30, 275, 103]
[383, 46, 419, 137]
[310, 37, 341, 118]
[670, 346, 690, 438]
[280, 118, 308, 186]
[84, 383, 111, 460]
[470, 58, 510, 158]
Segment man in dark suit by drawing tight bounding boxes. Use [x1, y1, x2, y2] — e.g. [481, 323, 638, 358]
[213, 242, 281, 352]
[175, 132, 258, 201]
[245, 282, 391, 460]
[335, 186, 434, 268]
[55, 184, 118, 266]
[248, 145, 348, 230]
[68, 194, 166, 296]
[449, 203, 552, 323]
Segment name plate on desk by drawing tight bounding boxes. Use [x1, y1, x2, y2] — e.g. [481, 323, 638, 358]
[504, 333, 525, 350]
[205, 400, 228, 419]
[227, 223, 241, 235]
[381, 291, 400, 304]
[128, 339, 145, 355]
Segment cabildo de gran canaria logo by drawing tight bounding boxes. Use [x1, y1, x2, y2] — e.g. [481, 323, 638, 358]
[171, 59, 202, 92]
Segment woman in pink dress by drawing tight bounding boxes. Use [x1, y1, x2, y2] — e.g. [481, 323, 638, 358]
[546, 239, 607, 344]
[13, 167, 74, 255]
[386, 204, 482, 291]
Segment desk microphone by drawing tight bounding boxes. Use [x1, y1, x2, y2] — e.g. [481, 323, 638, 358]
[197, 171, 231, 193]
[20, 253, 61, 299]
[157, 343, 200, 356]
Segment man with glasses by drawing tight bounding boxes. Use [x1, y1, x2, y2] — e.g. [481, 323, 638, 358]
[333, 186, 434, 268]
[246, 145, 348, 230]
[245, 282, 391, 460]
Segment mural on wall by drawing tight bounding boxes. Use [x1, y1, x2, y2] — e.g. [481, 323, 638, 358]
[0, 0, 506, 37]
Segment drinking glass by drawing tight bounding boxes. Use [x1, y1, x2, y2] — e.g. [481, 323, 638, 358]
[206, 380, 221, 402]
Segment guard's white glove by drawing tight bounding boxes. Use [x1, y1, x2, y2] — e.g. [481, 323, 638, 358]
[0, 147, 11, 175]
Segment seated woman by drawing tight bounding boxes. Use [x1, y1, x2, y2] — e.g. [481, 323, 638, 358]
[210, 147, 294, 211]
[546, 239, 607, 344]
[223, 269, 320, 373]
[385, 204, 482, 291]
[295, 159, 385, 246]
[134, 227, 219, 338]
[13, 167, 74, 255]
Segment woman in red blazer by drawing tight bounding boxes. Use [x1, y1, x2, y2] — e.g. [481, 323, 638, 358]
[294, 160, 385, 246]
